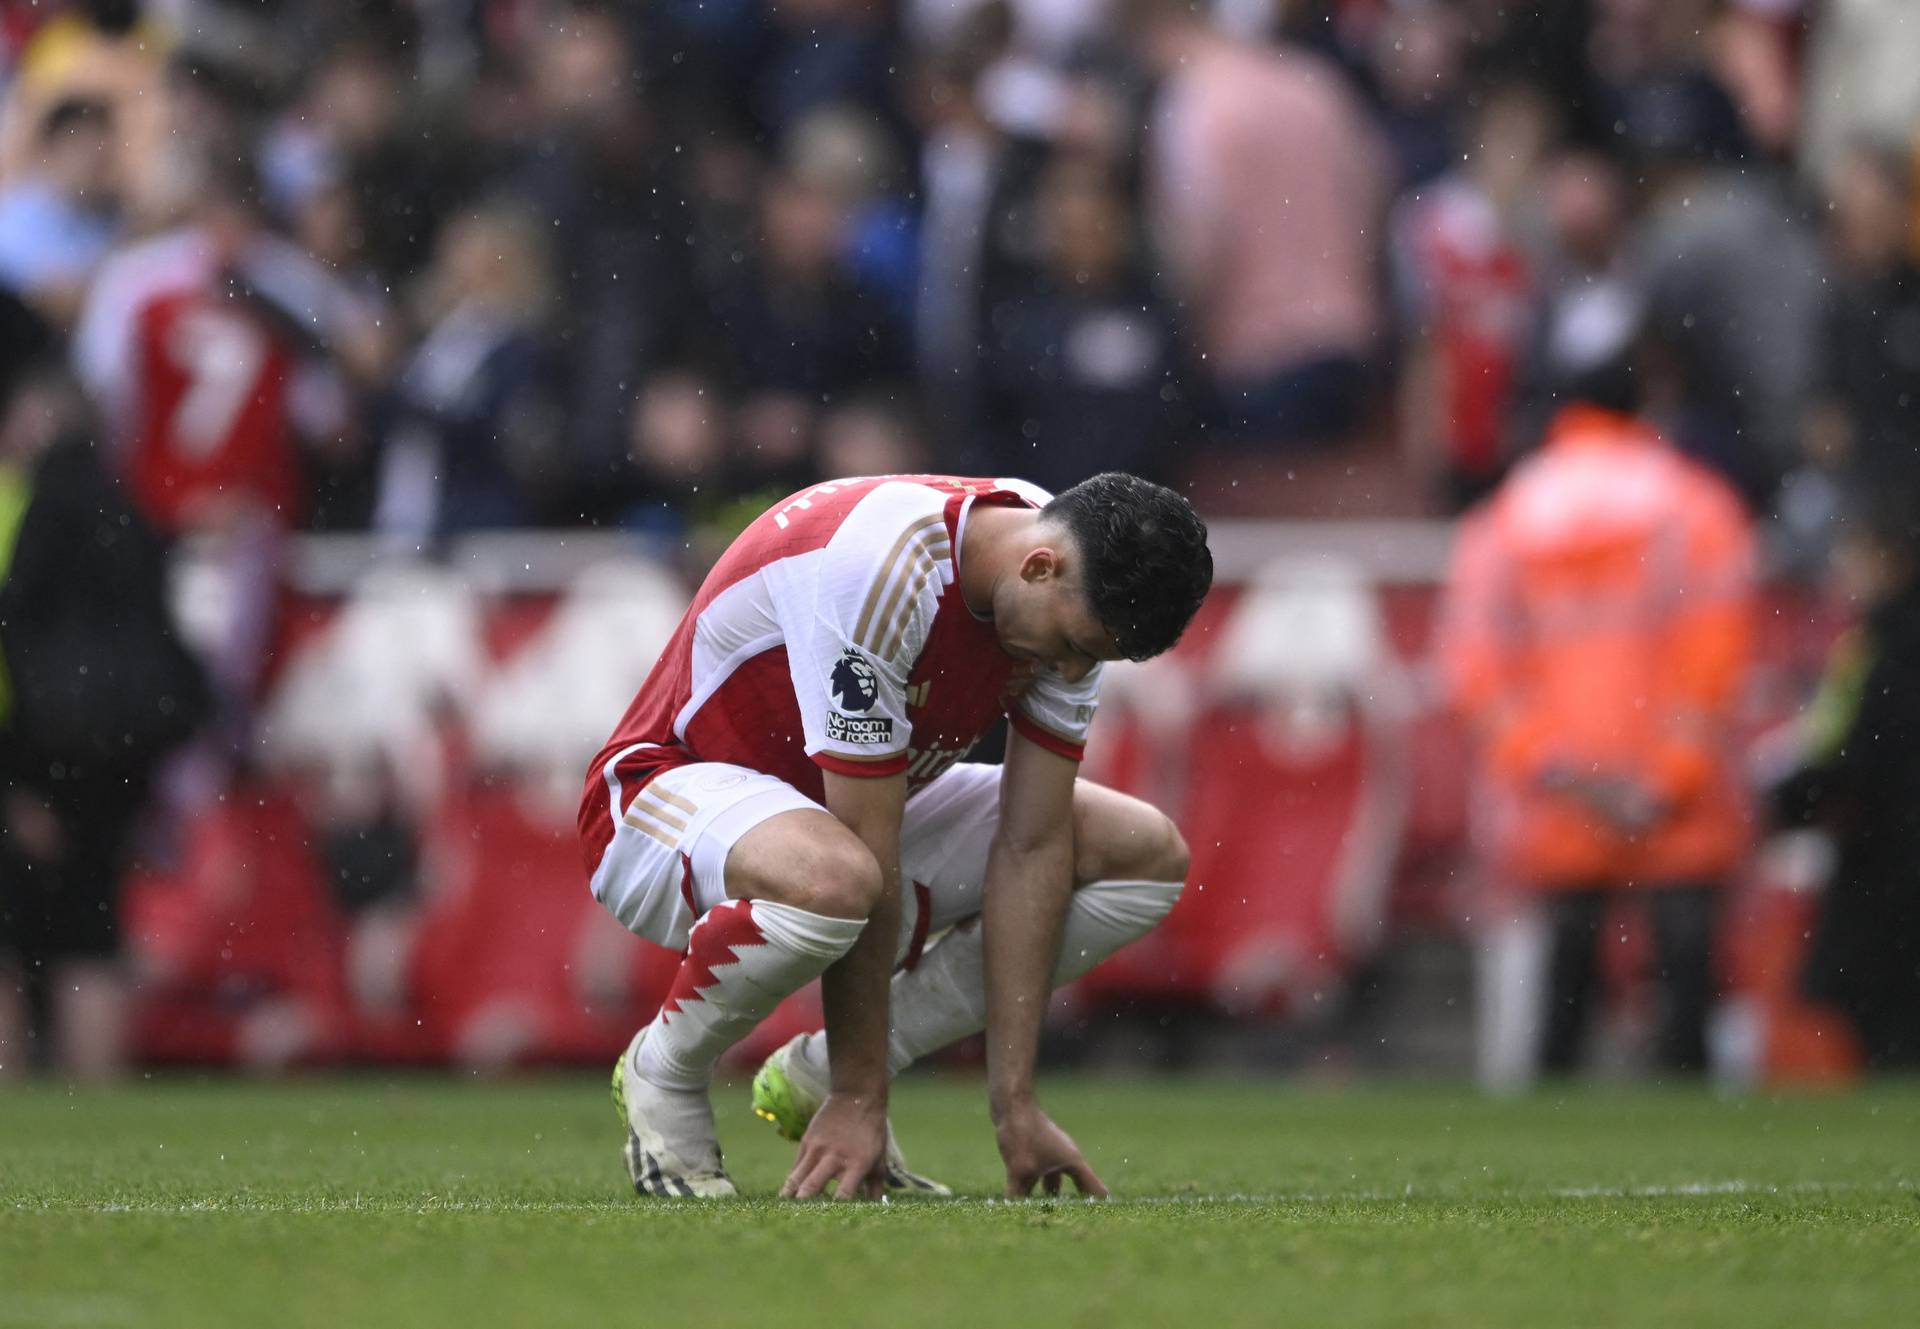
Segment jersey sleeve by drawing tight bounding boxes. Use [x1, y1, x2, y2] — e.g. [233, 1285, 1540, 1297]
[771, 483, 954, 779]
[1009, 663, 1102, 761]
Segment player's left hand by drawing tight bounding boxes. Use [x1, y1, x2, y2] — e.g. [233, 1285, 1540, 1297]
[993, 1098, 1109, 1200]
[780, 1091, 886, 1201]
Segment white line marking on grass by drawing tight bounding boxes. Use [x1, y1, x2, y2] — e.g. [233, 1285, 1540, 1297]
[1550, 1179, 1918, 1199]
[10, 1179, 1914, 1215]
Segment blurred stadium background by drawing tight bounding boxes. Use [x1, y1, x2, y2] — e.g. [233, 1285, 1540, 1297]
[0, 0, 1915, 1095]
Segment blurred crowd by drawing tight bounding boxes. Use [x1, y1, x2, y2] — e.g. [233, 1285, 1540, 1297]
[0, 0, 1915, 539]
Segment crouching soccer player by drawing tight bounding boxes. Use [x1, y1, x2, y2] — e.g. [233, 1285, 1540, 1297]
[579, 472, 1212, 1199]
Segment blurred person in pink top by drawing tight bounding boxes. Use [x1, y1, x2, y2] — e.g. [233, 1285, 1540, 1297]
[1123, 0, 1388, 450]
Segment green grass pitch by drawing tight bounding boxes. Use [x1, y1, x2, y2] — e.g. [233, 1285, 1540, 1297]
[3, 1074, 1915, 1328]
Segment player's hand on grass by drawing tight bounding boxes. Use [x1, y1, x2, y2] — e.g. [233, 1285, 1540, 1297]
[993, 1098, 1109, 1200]
[780, 1091, 887, 1201]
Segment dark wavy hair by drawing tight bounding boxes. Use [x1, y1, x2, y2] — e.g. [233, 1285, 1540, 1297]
[1044, 473, 1213, 661]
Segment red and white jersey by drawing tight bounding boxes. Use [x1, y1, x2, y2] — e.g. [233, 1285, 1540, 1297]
[1391, 179, 1535, 474]
[579, 476, 1102, 869]
[73, 227, 373, 534]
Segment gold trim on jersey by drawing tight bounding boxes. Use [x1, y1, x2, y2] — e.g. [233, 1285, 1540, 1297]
[852, 515, 943, 646]
[877, 554, 946, 661]
[853, 515, 951, 657]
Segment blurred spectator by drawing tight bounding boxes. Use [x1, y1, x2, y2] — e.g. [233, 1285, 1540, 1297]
[1391, 80, 1554, 510]
[373, 199, 559, 544]
[72, 152, 387, 799]
[711, 159, 909, 397]
[981, 157, 1179, 491]
[1800, 0, 1920, 195]
[73, 153, 388, 540]
[1771, 489, 1920, 1069]
[0, 299, 208, 1078]
[817, 393, 929, 479]
[1588, 0, 1752, 162]
[1367, 0, 1469, 191]
[754, 0, 899, 138]
[702, 160, 908, 488]
[0, 96, 121, 327]
[619, 368, 733, 544]
[1618, 52, 1822, 506]
[261, 28, 475, 292]
[786, 104, 920, 329]
[1805, 144, 1920, 496]
[1458, 0, 1609, 145]
[1708, 0, 1802, 162]
[0, 0, 168, 212]
[513, 5, 697, 522]
[1441, 375, 1757, 1088]
[1508, 149, 1644, 450]
[144, 10, 296, 229]
[909, 26, 1010, 464]
[1127, 0, 1387, 449]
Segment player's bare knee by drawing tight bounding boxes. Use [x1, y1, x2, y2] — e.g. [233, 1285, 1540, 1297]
[794, 836, 884, 920]
[1074, 791, 1189, 887]
[726, 810, 880, 919]
[1147, 815, 1191, 884]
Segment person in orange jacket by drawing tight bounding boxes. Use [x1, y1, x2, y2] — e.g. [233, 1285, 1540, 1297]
[1439, 373, 1757, 1083]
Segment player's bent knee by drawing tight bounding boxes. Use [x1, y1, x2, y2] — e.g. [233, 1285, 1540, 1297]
[725, 810, 883, 921]
[803, 837, 884, 920]
[1074, 786, 1190, 886]
[1147, 816, 1191, 884]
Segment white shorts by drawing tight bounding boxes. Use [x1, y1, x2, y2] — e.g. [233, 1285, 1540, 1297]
[589, 761, 1009, 959]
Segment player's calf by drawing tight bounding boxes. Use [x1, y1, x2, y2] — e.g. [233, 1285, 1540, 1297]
[614, 808, 884, 1197]
[615, 897, 867, 1199]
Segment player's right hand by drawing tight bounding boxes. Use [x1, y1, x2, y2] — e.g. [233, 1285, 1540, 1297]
[994, 1099, 1109, 1200]
[779, 1091, 887, 1201]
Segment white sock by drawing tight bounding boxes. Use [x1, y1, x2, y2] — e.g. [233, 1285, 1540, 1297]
[637, 898, 865, 1092]
[794, 878, 1182, 1081]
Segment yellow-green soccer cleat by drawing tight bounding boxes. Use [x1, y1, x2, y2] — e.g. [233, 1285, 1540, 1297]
[752, 1034, 953, 1197]
[612, 1031, 738, 1198]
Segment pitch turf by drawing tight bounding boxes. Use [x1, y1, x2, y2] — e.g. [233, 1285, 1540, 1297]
[2, 1075, 1915, 1328]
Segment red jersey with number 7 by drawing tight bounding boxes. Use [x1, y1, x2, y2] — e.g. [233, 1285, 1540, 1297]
[74, 228, 373, 535]
[121, 286, 296, 534]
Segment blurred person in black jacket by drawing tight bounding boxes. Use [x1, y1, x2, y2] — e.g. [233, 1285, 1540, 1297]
[981, 156, 1179, 492]
[703, 159, 908, 490]
[0, 299, 208, 1078]
[1772, 489, 1920, 1069]
[512, 9, 697, 523]
[1805, 143, 1920, 497]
